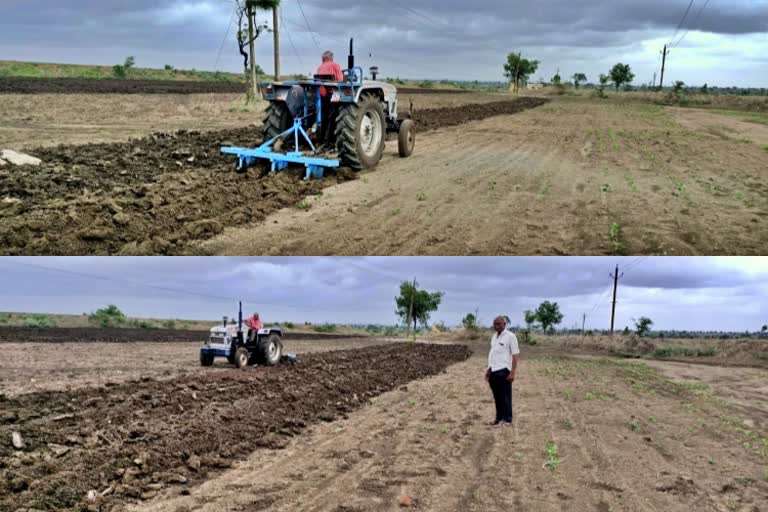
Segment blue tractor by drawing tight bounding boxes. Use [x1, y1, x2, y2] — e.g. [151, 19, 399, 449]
[200, 302, 283, 368]
[222, 39, 415, 179]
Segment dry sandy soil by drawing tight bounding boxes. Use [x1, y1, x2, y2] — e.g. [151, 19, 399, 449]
[1, 337, 766, 512]
[3, 91, 764, 255]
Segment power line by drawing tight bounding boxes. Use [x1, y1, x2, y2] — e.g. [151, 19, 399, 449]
[295, 0, 321, 49]
[669, 0, 697, 45]
[280, 7, 305, 70]
[214, 6, 237, 70]
[670, 0, 712, 48]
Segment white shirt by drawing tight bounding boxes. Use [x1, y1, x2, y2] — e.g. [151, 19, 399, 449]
[488, 330, 520, 371]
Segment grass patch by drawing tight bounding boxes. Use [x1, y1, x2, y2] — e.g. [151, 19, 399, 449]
[0, 60, 246, 82]
[21, 314, 55, 328]
[312, 323, 337, 333]
[652, 345, 717, 358]
[544, 441, 561, 471]
[609, 222, 626, 255]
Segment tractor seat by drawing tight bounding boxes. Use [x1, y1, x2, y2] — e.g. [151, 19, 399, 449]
[313, 74, 337, 81]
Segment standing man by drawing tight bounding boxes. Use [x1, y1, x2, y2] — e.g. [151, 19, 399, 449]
[485, 316, 520, 427]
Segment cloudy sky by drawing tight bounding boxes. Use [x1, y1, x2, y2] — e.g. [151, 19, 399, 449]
[0, 257, 766, 332]
[1, 1, 766, 86]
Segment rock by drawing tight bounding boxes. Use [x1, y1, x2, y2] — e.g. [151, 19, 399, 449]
[1, 149, 42, 166]
[359, 450, 375, 459]
[399, 495, 414, 507]
[1, 197, 22, 207]
[52, 413, 74, 421]
[165, 474, 187, 484]
[48, 443, 71, 457]
[101, 486, 114, 496]
[87, 490, 98, 501]
[11, 431, 24, 450]
[0, 411, 18, 424]
[113, 212, 130, 226]
[186, 455, 201, 472]
[9, 477, 29, 492]
[0, 158, 6, 166]
[78, 227, 114, 241]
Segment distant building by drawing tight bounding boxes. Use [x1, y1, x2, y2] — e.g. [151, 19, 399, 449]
[527, 82, 545, 90]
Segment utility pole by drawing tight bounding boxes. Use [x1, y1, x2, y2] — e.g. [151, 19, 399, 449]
[582, 313, 586, 336]
[609, 265, 623, 337]
[272, 6, 280, 80]
[652, 72, 657, 88]
[659, 45, 670, 91]
[247, 4, 258, 101]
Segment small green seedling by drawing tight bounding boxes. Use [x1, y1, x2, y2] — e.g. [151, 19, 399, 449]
[544, 441, 560, 471]
[416, 193, 426, 202]
[610, 223, 625, 255]
[601, 183, 612, 193]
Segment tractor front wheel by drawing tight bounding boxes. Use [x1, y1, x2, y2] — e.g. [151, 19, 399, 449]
[398, 119, 416, 158]
[200, 352, 214, 367]
[234, 347, 250, 369]
[259, 334, 283, 366]
[335, 94, 386, 170]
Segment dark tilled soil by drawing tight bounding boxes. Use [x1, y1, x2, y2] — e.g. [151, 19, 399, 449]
[0, 77, 472, 96]
[0, 327, 366, 343]
[0, 98, 548, 255]
[0, 343, 471, 511]
[0, 77, 246, 95]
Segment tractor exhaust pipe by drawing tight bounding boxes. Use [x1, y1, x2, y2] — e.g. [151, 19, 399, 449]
[348, 38, 355, 72]
[237, 301, 243, 342]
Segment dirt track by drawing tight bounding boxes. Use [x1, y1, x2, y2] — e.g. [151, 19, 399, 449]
[0, 343, 471, 511]
[0, 326, 366, 344]
[0, 98, 547, 255]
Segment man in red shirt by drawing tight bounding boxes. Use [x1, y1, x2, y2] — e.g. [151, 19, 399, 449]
[245, 312, 263, 332]
[316, 50, 344, 82]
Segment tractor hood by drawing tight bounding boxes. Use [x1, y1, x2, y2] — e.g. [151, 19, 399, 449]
[209, 325, 238, 336]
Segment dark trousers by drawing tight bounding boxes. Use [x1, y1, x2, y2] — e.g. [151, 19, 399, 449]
[489, 368, 513, 423]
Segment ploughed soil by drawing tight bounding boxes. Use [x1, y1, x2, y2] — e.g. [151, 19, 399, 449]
[0, 326, 366, 344]
[0, 97, 548, 255]
[0, 77, 246, 95]
[0, 343, 471, 511]
[0, 77, 471, 96]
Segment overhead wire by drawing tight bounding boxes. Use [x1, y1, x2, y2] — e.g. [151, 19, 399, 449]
[669, 0, 697, 45]
[670, 0, 712, 47]
[280, 6, 306, 70]
[295, 0, 321, 49]
[214, 5, 237, 70]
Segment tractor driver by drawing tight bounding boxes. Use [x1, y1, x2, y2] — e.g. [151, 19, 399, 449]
[317, 50, 344, 82]
[245, 312, 263, 341]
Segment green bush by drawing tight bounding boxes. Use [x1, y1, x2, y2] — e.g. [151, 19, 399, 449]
[89, 305, 127, 328]
[383, 326, 400, 336]
[652, 345, 716, 358]
[162, 319, 177, 330]
[519, 329, 537, 345]
[22, 314, 53, 328]
[283, 321, 295, 329]
[417, 80, 434, 89]
[313, 323, 337, 333]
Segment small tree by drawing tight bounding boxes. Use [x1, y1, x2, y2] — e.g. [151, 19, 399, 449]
[572, 72, 587, 88]
[551, 70, 562, 86]
[609, 63, 635, 91]
[761, 324, 767, 338]
[395, 281, 444, 333]
[524, 309, 538, 330]
[462, 313, 478, 330]
[622, 326, 631, 336]
[504, 52, 540, 94]
[634, 317, 653, 337]
[535, 301, 563, 333]
[90, 305, 127, 328]
[594, 74, 610, 98]
[700, 83, 709, 95]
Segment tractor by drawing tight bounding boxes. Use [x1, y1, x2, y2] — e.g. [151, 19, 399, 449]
[200, 302, 283, 368]
[222, 39, 416, 180]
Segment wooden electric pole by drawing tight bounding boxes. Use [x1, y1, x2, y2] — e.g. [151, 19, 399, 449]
[582, 313, 586, 336]
[609, 265, 623, 336]
[659, 45, 670, 91]
[247, 4, 258, 101]
[272, 6, 280, 80]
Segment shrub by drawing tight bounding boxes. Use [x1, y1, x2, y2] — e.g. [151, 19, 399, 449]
[89, 305, 127, 328]
[652, 345, 716, 358]
[22, 314, 53, 328]
[519, 328, 537, 345]
[417, 80, 434, 89]
[462, 313, 478, 330]
[313, 323, 337, 333]
[283, 321, 295, 329]
[434, 321, 449, 332]
[162, 319, 177, 330]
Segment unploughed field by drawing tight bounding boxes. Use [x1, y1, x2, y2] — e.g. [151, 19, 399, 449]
[0, 335, 766, 512]
[2, 86, 766, 256]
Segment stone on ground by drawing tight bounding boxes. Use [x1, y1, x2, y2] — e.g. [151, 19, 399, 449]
[0, 150, 42, 166]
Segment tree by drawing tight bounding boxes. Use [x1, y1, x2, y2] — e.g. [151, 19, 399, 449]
[622, 326, 631, 336]
[523, 309, 538, 330]
[551, 70, 562, 86]
[534, 301, 563, 333]
[395, 281, 443, 333]
[634, 317, 653, 337]
[761, 325, 767, 338]
[504, 53, 540, 94]
[462, 313, 478, 330]
[112, 56, 136, 79]
[609, 63, 635, 91]
[89, 305, 127, 328]
[236, 0, 280, 102]
[572, 72, 587, 88]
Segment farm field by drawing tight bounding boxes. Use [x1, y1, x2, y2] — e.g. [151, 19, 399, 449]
[1, 335, 766, 512]
[1, 89, 766, 256]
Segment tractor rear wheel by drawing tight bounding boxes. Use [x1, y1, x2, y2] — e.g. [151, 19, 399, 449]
[335, 94, 386, 170]
[259, 334, 283, 366]
[200, 352, 214, 367]
[234, 347, 250, 369]
[263, 102, 293, 142]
